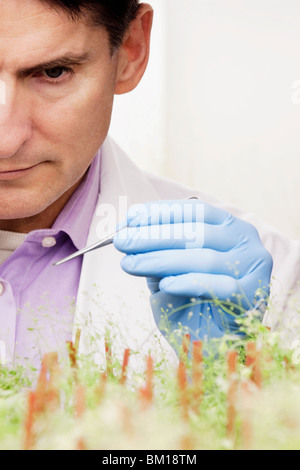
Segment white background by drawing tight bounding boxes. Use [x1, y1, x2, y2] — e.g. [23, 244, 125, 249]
[110, 0, 300, 239]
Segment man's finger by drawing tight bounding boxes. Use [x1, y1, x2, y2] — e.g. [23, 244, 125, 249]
[159, 272, 257, 311]
[120, 248, 250, 278]
[159, 271, 270, 310]
[114, 220, 247, 253]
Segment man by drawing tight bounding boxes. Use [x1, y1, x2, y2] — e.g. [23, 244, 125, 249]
[0, 0, 298, 370]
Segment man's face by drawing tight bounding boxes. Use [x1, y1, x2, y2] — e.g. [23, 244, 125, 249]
[0, 0, 120, 226]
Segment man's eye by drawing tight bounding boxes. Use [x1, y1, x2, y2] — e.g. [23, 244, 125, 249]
[35, 66, 74, 85]
[43, 67, 68, 79]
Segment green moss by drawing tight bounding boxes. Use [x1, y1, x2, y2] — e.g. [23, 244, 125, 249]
[1, 306, 300, 449]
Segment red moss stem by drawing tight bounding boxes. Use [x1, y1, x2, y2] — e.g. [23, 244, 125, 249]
[139, 355, 154, 406]
[66, 341, 77, 369]
[181, 334, 191, 362]
[241, 381, 253, 450]
[23, 391, 37, 450]
[177, 360, 189, 420]
[246, 342, 262, 388]
[226, 350, 238, 440]
[120, 348, 130, 385]
[105, 338, 113, 377]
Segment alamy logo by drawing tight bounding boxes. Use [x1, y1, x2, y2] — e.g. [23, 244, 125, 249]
[95, 197, 205, 247]
[0, 80, 6, 105]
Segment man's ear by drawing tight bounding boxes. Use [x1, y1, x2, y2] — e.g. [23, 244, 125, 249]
[114, 3, 153, 95]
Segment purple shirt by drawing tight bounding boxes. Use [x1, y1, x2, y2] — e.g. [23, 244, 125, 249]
[0, 150, 101, 370]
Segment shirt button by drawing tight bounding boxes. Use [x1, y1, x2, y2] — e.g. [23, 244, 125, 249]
[42, 236, 57, 248]
[0, 282, 5, 296]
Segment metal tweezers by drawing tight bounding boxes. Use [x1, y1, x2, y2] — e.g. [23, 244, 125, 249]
[54, 197, 198, 267]
[53, 225, 128, 266]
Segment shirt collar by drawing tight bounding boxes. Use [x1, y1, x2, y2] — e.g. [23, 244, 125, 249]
[52, 149, 101, 250]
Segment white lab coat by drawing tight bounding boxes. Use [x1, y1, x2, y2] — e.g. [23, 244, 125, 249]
[74, 137, 300, 369]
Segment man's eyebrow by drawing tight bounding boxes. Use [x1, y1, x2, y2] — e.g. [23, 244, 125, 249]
[17, 52, 92, 77]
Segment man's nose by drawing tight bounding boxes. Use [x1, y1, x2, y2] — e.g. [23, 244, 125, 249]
[0, 80, 32, 159]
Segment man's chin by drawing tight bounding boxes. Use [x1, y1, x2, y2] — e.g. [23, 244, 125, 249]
[0, 197, 55, 231]
[0, 178, 82, 232]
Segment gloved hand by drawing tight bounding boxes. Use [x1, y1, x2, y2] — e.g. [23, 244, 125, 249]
[113, 200, 273, 346]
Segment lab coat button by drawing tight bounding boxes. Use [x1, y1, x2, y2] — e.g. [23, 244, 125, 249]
[42, 236, 57, 248]
[0, 282, 5, 296]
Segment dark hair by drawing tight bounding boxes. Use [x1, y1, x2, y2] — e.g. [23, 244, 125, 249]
[41, 0, 140, 51]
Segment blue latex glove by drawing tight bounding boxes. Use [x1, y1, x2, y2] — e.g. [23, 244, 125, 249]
[113, 200, 273, 346]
